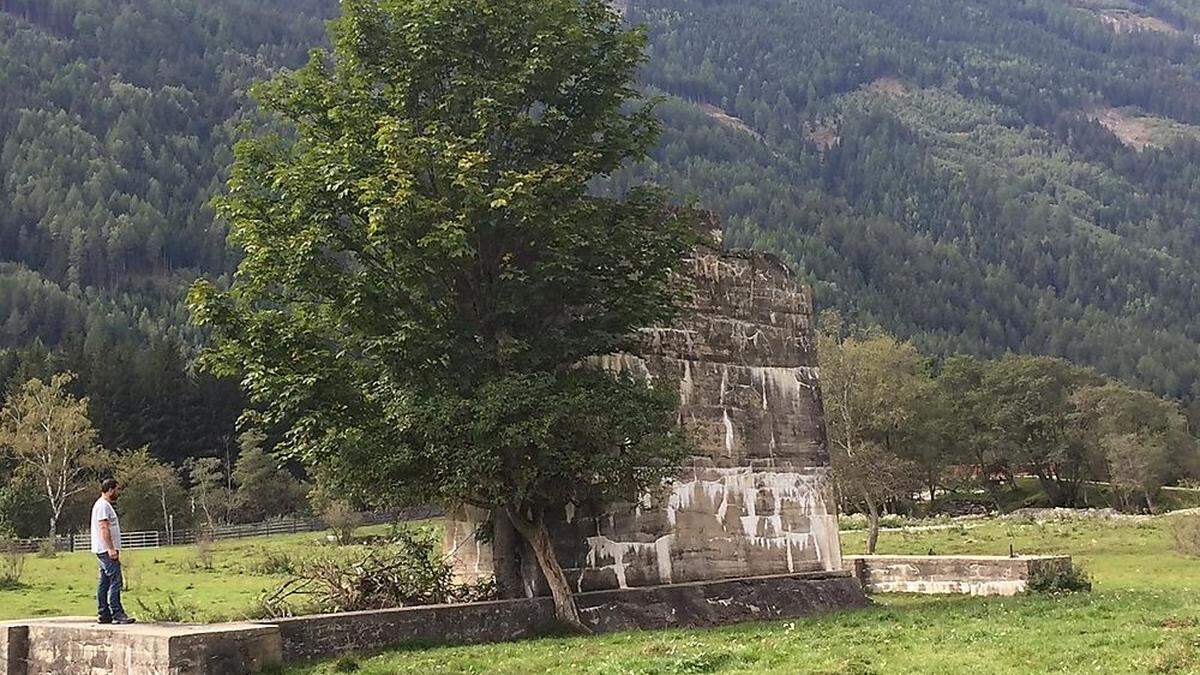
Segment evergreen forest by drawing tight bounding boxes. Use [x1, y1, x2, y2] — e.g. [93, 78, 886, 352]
[3, 0, 1200, 508]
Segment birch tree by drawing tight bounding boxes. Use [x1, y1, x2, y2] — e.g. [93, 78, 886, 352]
[0, 373, 107, 538]
[186, 457, 228, 530]
[116, 448, 186, 531]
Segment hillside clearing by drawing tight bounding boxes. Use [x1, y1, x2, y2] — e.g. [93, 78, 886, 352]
[1090, 107, 1200, 150]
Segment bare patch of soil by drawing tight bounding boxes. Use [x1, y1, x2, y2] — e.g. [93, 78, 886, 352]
[697, 103, 764, 143]
[1090, 107, 1200, 150]
[1091, 107, 1159, 149]
[805, 123, 839, 151]
[1098, 9, 1182, 35]
[863, 77, 909, 98]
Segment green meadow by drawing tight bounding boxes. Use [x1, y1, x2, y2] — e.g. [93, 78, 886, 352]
[4, 515, 1199, 673]
[297, 515, 1200, 674]
[1, 527, 395, 622]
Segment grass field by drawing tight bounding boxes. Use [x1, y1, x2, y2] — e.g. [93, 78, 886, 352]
[5, 513, 1199, 673]
[0, 525, 394, 622]
[295, 514, 1200, 674]
[920, 478, 1200, 516]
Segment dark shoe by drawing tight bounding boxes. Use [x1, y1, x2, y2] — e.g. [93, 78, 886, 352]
[97, 616, 112, 624]
[111, 616, 136, 625]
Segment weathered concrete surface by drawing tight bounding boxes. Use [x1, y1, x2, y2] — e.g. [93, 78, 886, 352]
[3, 618, 280, 675]
[576, 570, 867, 635]
[447, 242, 845, 592]
[846, 555, 1073, 596]
[262, 572, 866, 662]
[0, 621, 29, 675]
[3, 574, 864, 671]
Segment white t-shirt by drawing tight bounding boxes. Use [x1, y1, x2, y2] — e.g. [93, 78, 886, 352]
[90, 497, 121, 554]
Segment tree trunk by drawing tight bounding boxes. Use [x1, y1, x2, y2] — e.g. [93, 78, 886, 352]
[491, 510, 526, 600]
[865, 495, 881, 555]
[1054, 467, 1081, 508]
[48, 512, 58, 540]
[160, 486, 170, 534]
[505, 506, 588, 633]
[984, 478, 1003, 512]
[1035, 470, 1066, 507]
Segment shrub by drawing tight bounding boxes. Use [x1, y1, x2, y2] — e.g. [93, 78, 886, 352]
[322, 500, 362, 545]
[250, 549, 297, 576]
[838, 513, 867, 530]
[0, 541, 26, 589]
[193, 537, 215, 571]
[36, 539, 56, 559]
[135, 595, 198, 623]
[253, 528, 495, 617]
[837, 512, 909, 530]
[1026, 562, 1092, 594]
[121, 554, 138, 591]
[1170, 515, 1200, 557]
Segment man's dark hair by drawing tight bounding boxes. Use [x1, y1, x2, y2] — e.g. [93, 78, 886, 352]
[100, 478, 119, 493]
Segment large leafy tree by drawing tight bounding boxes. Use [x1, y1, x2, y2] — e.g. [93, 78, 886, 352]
[114, 447, 188, 531]
[978, 355, 1101, 507]
[934, 355, 1010, 508]
[1070, 384, 1198, 512]
[190, 0, 694, 628]
[230, 430, 307, 524]
[818, 313, 926, 553]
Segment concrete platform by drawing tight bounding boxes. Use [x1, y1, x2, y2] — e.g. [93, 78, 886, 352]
[0, 572, 866, 673]
[845, 554, 1072, 596]
[0, 617, 280, 675]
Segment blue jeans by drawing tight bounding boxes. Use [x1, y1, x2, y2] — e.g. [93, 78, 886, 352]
[96, 553, 126, 619]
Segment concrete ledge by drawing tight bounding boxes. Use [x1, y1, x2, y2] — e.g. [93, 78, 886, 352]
[263, 571, 866, 662]
[0, 622, 29, 675]
[1, 572, 865, 673]
[846, 555, 1071, 596]
[2, 618, 280, 675]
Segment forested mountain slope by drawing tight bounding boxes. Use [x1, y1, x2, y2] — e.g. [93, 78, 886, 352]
[0, 0, 338, 462]
[2, 0, 1200, 463]
[613, 0, 1200, 405]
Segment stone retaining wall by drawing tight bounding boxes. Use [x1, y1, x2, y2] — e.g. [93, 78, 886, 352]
[0, 573, 865, 674]
[264, 571, 866, 662]
[846, 555, 1072, 596]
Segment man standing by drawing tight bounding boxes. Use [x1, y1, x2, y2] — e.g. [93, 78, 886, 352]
[91, 478, 135, 624]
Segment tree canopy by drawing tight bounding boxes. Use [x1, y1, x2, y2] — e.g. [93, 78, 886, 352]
[190, 0, 696, 629]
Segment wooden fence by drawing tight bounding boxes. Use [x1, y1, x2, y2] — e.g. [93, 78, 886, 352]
[7, 506, 441, 554]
